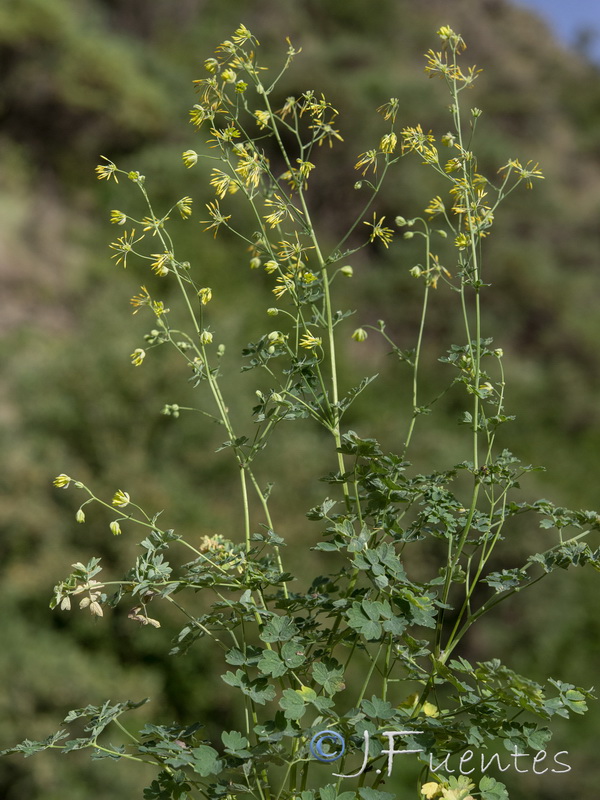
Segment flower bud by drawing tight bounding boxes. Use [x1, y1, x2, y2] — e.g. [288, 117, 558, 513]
[266, 307, 279, 316]
[200, 330, 213, 345]
[110, 210, 127, 225]
[340, 265, 353, 277]
[221, 68, 237, 83]
[90, 601, 104, 617]
[352, 328, 368, 342]
[110, 521, 122, 536]
[76, 509, 86, 523]
[182, 150, 198, 168]
[130, 348, 145, 366]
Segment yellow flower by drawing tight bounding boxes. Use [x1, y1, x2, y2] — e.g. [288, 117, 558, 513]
[264, 194, 293, 228]
[221, 68, 237, 84]
[198, 287, 212, 305]
[254, 109, 271, 129]
[498, 158, 544, 189]
[130, 348, 146, 366]
[182, 150, 198, 168]
[437, 25, 466, 52]
[352, 328, 368, 342]
[454, 232, 470, 250]
[110, 521, 122, 536]
[267, 331, 285, 345]
[364, 214, 394, 248]
[210, 169, 239, 199]
[444, 158, 462, 174]
[150, 253, 172, 277]
[355, 149, 378, 175]
[425, 196, 445, 218]
[53, 474, 71, 488]
[421, 783, 442, 799]
[300, 332, 322, 350]
[272, 275, 294, 298]
[201, 201, 231, 237]
[112, 490, 131, 508]
[401, 125, 438, 163]
[109, 229, 145, 268]
[200, 330, 213, 345]
[189, 103, 212, 128]
[232, 24, 254, 45]
[142, 215, 168, 235]
[209, 125, 241, 145]
[377, 97, 399, 122]
[95, 156, 118, 182]
[177, 197, 193, 219]
[130, 286, 152, 314]
[110, 210, 127, 225]
[234, 148, 264, 189]
[379, 132, 398, 154]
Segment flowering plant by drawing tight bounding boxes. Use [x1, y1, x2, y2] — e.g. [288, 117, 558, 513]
[3, 25, 598, 800]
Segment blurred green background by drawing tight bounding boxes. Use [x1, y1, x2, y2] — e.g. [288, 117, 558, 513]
[1, 0, 600, 797]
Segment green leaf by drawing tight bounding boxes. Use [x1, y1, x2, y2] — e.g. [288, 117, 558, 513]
[221, 730, 250, 756]
[479, 776, 509, 800]
[358, 788, 395, 800]
[257, 650, 287, 678]
[191, 744, 222, 776]
[320, 785, 355, 800]
[483, 568, 526, 592]
[338, 431, 383, 458]
[0, 730, 68, 757]
[312, 660, 345, 695]
[398, 590, 437, 628]
[260, 615, 298, 643]
[221, 670, 276, 705]
[281, 640, 306, 668]
[346, 600, 381, 640]
[361, 695, 395, 720]
[279, 689, 307, 720]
